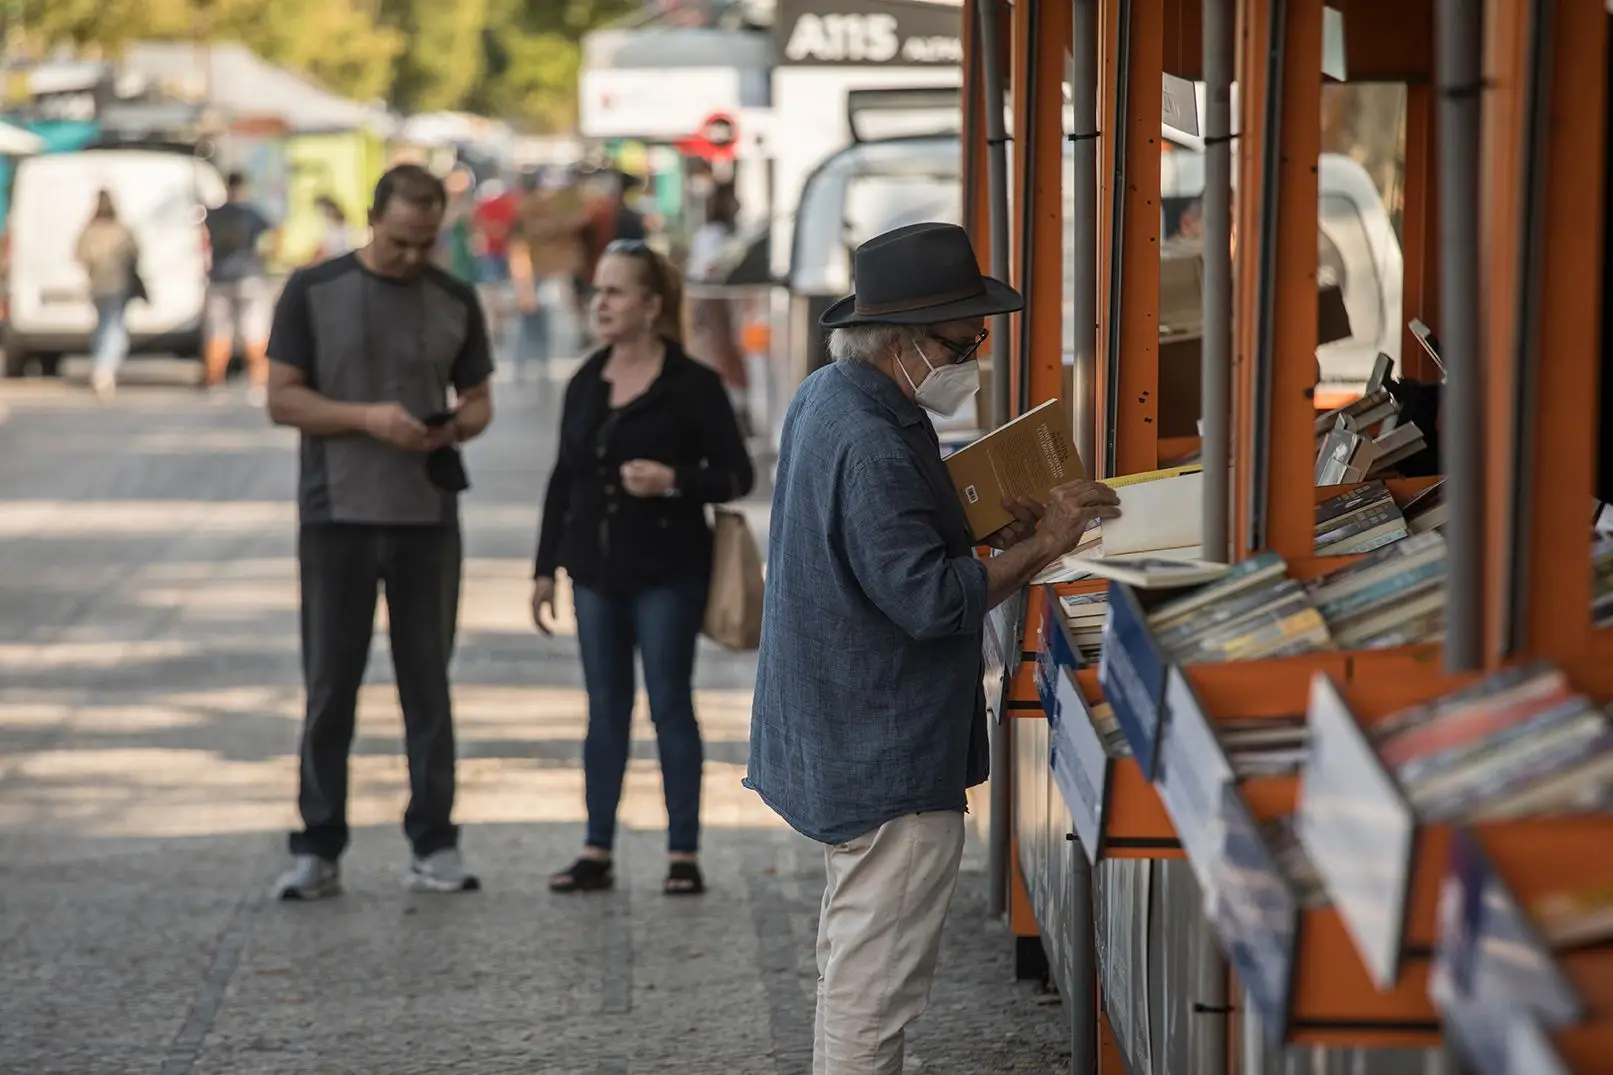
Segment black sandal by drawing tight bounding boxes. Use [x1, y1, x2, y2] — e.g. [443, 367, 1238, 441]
[664, 861, 705, 896]
[549, 857, 614, 893]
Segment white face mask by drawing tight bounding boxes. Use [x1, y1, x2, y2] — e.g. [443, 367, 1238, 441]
[900, 340, 980, 417]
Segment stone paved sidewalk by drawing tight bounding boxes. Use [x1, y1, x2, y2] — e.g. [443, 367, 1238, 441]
[0, 363, 1070, 1074]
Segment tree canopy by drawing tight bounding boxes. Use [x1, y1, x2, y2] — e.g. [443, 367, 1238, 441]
[11, 0, 641, 131]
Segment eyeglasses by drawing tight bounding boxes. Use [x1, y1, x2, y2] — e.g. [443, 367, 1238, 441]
[931, 328, 989, 364]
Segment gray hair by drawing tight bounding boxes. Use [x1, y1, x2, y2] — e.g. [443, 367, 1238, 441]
[827, 323, 929, 363]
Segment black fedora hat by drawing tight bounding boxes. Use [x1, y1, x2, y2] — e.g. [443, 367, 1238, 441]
[819, 221, 1024, 328]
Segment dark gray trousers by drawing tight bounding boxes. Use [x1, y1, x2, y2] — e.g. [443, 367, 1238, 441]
[289, 523, 462, 860]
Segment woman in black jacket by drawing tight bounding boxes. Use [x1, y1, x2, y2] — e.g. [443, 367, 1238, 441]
[532, 239, 753, 896]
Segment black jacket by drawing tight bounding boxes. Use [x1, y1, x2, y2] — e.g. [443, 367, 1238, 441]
[534, 340, 754, 593]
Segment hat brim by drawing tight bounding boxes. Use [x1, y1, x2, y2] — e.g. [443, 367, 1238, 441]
[817, 275, 1025, 329]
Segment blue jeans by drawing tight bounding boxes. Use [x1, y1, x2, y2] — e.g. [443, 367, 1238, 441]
[91, 293, 129, 380]
[516, 308, 551, 378]
[572, 578, 708, 854]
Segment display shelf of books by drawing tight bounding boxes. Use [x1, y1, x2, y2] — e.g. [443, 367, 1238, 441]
[1030, 581, 1183, 861]
[1298, 662, 1613, 1000]
[1031, 631, 1182, 862]
[1156, 666, 1443, 1047]
[1092, 547, 1449, 780]
[1431, 818, 1613, 1075]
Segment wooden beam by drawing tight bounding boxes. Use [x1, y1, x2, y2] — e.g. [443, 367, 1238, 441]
[1010, 0, 1034, 416]
[1479, 0, 1535, 662]
[1110, 0, 1167, 476]
[1094, 0, 1122, 474]
[1025, 0, 1074, 408]
[1338, 0, 1436, 81]
[1398, 81, 1441, 381]
[1511, 0, 1608, 660]
[1234, 0, 1326, 560]
[1163, 0, 1206, 79]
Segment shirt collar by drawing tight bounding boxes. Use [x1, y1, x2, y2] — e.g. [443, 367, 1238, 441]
[833, 358, 929, 428]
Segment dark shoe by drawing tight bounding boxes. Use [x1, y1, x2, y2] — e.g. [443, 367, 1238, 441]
[549, 857, 614, 893]
[664, 861, 705, 896]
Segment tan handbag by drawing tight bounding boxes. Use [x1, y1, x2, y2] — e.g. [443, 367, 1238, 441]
[703, 506, 765, 651]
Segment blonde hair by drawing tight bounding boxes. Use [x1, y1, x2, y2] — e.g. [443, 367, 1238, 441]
[605, 244, 684, 346]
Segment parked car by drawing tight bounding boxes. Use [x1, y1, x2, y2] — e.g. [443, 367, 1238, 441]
[4, 141, 225, 378]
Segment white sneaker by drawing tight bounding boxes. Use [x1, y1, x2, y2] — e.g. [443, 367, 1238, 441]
[246, 384, 267, 408]
[91, 372, 115, 401]
[272, 854, 341, 900]
[406, 847, 481, 893]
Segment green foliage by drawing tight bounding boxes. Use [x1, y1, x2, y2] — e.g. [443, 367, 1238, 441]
[12, 0, 641, 130]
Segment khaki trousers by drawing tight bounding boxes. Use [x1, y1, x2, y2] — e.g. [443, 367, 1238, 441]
[813, 811, 967, 1075]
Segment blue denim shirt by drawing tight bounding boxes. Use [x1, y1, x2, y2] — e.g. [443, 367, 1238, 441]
[746, 359, 991, 845]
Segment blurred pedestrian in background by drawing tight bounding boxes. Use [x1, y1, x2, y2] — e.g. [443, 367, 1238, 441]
[532, 238, 752, 898]
[684, 185, 750, 434]
[263, 163, 495, 902]
[437, 165, 478, 285]
[471, 177, 520, 360]
[203, 171, 276, 405]
[74, 189, 140, 402]
[509, 168, 586, 381]
[310, 194, 360, 263]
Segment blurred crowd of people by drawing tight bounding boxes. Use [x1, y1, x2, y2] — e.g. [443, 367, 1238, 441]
[424, 163, 753, 430]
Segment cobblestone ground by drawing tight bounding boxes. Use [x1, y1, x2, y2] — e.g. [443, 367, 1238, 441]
[0, 358, 1070, 1075]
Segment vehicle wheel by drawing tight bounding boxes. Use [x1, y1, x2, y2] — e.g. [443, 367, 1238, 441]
[3, 348, 28, 379]
[37, 353, 62, 378]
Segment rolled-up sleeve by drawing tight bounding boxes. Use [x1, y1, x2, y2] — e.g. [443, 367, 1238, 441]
[841, 453, 989, 641]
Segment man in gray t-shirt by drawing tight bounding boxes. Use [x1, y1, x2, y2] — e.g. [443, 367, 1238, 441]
[263, 164, 496, 901]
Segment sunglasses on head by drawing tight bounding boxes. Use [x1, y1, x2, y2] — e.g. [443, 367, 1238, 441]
[930, 328, 989, 364]
[604, 239, 663, 288]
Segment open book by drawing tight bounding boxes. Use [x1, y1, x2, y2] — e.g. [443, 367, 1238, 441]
[1031, 470, 1207, 583]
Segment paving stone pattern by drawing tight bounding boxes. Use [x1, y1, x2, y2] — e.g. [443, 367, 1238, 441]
[0, 360, 1070, 1074]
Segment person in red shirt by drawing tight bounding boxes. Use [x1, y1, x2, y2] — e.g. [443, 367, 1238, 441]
[471, 179, 522, 358]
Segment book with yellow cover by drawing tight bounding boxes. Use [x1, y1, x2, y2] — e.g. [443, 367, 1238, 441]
[944, 399, 1082, 541]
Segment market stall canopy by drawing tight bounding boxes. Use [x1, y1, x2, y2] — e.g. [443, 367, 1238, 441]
[117, 42, 397, 136]
[0, 120, 45, 156]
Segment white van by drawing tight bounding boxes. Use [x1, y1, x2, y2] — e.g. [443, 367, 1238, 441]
[5, 144, 226, 378]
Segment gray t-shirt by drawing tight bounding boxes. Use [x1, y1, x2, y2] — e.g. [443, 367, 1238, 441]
[266, 253, 495, 525]
[205, 202, 272, 283]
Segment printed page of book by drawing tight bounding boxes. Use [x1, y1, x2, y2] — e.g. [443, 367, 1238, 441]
[1099, 470, 1205, 557]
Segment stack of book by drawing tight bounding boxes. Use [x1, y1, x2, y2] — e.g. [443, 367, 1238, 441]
[1401, 479, 1447, 534]
[1221, 716, 1309, 777]
[1057, 591, 1109, 664]
[1263, 813, 1330, 909]
[1593, 538, 1613, 628]
[1091, 701, 1130, 758]
[1304, 531, 1448, 648]
[1315, 413, 1429, 485]
[1371, 662, 1613, 821]
[1146, 552, 1336, 663]
[1312, 355, 1429, 484]
[1530, 881, 1613, 948]
[1314, 480, 1410, 555]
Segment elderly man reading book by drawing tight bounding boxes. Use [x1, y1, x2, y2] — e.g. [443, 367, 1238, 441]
[746, 222, 1120, 1075]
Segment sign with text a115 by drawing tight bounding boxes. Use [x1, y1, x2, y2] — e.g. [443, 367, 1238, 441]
[775, 0, 964, 67]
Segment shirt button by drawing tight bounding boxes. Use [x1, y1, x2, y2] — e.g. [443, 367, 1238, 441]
[605, 484, 616, 494]
[607, 504, 618, 514]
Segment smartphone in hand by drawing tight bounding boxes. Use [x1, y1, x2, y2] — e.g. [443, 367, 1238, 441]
[423, 410, 456, 428]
